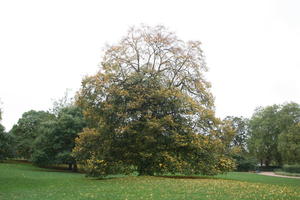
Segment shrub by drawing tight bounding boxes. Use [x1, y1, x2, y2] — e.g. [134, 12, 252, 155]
[282, 164, 300, 173]
[258, 166, 280, 172]
[233, 155, 257, 172]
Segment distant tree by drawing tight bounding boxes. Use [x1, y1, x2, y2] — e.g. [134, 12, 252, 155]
[248, 105, 281, 166]
[224, 116, 249, 151]
[32, 106, 86, 170]
[278, 123, 300, 164]
[74, 25, 235, 177]
[50, 89, 74, 116]
[0, 109, 14, 160]
[10, 110, 55, 159]
[248, 102, 300, 166]
[223, 116, 256, 171]
[277, 103, 300, 134]
[0, 124, 9, 160]
[277, 103, 300, 165]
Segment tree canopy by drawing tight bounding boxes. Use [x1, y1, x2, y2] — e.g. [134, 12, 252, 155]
[278, 123, 300, 164]
[224, 116, 249, 152]
[10, 97, 86, 170]
[74, 25, 235, 177]
[10, 110, 55, 159]
[31, 106, 86, 170]
[248, 102, 300, 166]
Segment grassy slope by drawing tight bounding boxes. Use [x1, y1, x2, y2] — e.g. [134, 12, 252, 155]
[0, 162, 300, 200]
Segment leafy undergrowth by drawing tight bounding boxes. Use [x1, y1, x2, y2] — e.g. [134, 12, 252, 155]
[0, 162, 300, 200]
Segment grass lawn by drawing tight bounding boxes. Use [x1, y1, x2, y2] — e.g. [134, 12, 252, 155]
[1, 162, 300, 200]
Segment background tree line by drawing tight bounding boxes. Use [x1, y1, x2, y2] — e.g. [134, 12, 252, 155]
[2, 101, 299, 172]
[1, 96, 86, 171]
[223, 102, 300, 171]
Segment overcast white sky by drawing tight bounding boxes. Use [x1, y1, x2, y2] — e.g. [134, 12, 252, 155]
[1, 0, 300, 130]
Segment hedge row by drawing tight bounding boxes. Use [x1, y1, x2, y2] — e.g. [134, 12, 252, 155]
[282, 165, 300, 173]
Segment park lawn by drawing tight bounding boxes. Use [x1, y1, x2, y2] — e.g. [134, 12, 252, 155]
[0, 162, 300, 200]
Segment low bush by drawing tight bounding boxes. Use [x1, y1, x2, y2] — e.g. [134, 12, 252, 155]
[282, 164, 300, 173]
[274, 169, 300, 177]
[233, 155, 257, 172]
[258, 166, 280, 172]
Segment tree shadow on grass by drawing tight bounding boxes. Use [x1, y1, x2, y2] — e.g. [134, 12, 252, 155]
[6, 160, 83, 174]
[155, 175, 218, 180]
[86, 177, 120, 181]
[30, 167, 80, 173]
[4, 159, 31, 164]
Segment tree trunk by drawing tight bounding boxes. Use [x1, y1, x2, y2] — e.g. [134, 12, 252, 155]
[265, 159, 270, 167]
[138, 164, 154, 176]
[68, 163, 72, 170]
[277, 156, 283, 167]
[138, 170, 154, 176]
[73, 163, 78, 172]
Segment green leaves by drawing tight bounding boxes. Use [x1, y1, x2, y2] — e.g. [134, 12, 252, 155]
[0, 124, 14, 160]
[278, 123, 300, 164]
[248, 102, 300, 166]
[31, 106, 86, 168]
[10, 110, 55, 159]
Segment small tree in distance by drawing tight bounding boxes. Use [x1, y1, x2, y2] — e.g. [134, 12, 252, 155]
[31, 105, 86, 170]
[73, 25, 235, 177]
[0, 107, 14, 161]
[248, 102, 300, 167]
[10, 110, 55, 159]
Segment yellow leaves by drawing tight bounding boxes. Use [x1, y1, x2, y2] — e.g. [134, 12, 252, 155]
[118, 89, 129, 97]
[217, 157, 236, 172]
[162, 115, 175, 126]
[75, 37, 229, 176]
[72, 128, 100, 162]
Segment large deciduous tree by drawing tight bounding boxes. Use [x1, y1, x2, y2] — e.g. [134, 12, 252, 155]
[74, 25, 235, 177]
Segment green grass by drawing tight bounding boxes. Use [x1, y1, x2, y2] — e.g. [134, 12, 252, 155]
[1, 162, 300, 200]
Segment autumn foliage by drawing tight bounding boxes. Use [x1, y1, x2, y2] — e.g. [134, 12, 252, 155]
[73, 25, 235, 176]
